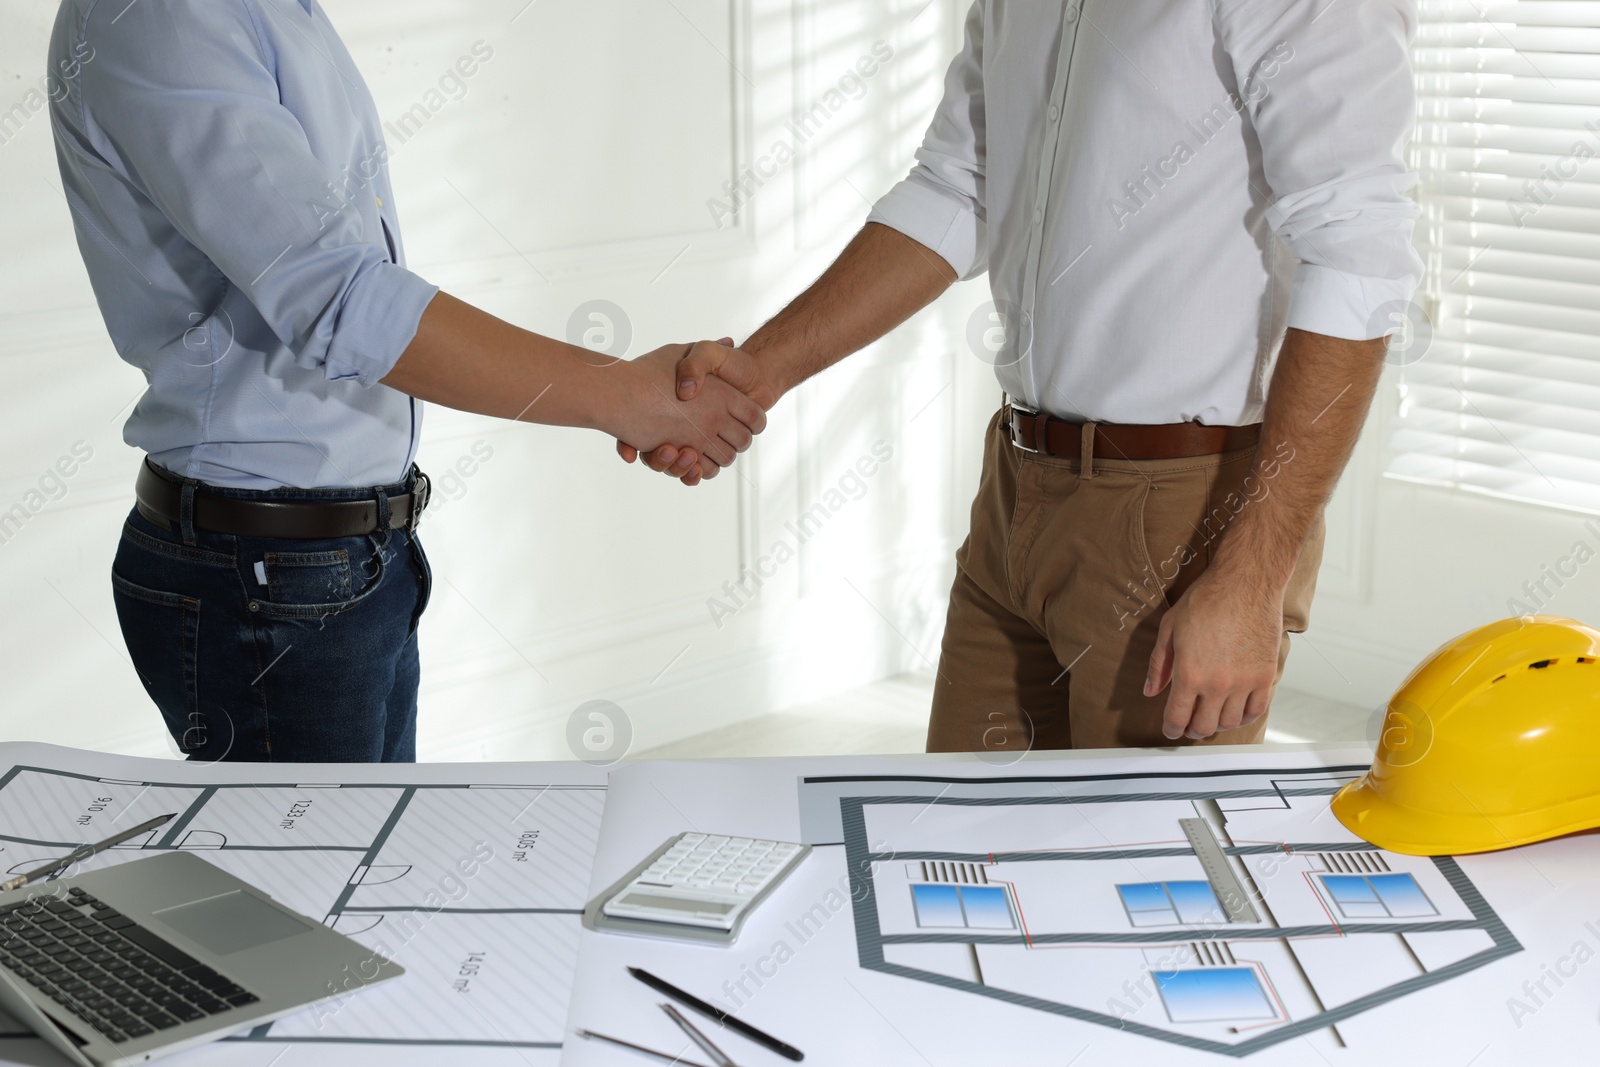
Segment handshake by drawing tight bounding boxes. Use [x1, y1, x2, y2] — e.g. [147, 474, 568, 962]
[605, 338, 781, 487]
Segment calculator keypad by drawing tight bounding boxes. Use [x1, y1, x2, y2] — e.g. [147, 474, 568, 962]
[641, 834, 802, 896]
[603, 833, 808, 933]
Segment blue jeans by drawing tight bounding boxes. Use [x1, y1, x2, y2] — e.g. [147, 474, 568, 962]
[110, 469, 432, 762]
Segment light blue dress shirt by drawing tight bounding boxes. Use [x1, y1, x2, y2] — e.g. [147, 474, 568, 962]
[49, 0, 440, 489]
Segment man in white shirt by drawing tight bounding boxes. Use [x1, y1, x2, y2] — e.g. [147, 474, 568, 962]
[626, 0, 1423, 751]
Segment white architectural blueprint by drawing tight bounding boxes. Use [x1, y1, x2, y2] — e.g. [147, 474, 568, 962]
[566, 751, 1600, 1066]
[796, 762, 1518, 1057]
[0, 743, 605, 1067]
[5, 744, 1595, 1065]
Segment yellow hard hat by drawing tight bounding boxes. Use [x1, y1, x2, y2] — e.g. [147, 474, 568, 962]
[1331, 614, 1600, 856]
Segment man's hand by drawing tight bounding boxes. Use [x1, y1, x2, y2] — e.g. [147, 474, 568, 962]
[1144, 564, 1285, 740]
[1143, 328, 1389, 742]
[617, 339, 778, 485]
[617, 224, 958, 486]
[673, 339, 782, 409]
[607, 341, 767, 485]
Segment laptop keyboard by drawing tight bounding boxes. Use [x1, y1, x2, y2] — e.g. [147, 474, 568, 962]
[0, 885, 260, 1044]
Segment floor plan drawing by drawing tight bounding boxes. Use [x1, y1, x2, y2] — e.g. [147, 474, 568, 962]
[0, 745, 605, 1065]
[797, 765, 1522, 1057]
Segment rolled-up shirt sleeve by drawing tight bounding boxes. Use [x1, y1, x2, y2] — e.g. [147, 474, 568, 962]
[1215, 0, 1424, 341]
[867, 0, 989, 280]
[76, 0, 436, 385]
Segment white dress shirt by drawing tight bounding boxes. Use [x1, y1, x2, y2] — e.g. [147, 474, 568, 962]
[868, 0, 1424, 427]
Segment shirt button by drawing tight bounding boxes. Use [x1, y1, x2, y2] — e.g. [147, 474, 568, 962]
[1033, 207, 1044, 225]
[1049, 105, 1060, 124]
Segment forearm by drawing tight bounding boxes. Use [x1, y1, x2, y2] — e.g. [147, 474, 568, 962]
[1210, 327, 1387, 592]
[744, 222, 957, 397]
[380, 291, 627, 434]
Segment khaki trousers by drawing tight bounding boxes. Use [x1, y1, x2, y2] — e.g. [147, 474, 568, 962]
[927, 410, 1323, 753]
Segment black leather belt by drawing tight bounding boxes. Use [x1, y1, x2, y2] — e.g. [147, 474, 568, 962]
[134, 459, 430, 539]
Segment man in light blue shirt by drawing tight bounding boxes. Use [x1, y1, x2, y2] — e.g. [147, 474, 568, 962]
[50, 0, 763, 762]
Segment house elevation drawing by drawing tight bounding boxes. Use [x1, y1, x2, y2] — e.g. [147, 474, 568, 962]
[0, 748, 605, 1064]
[797, 764, 1522, 1057]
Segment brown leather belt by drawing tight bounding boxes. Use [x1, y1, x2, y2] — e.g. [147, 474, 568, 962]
[1006, 406, 1261, 461]
[135, 459, 430, 540]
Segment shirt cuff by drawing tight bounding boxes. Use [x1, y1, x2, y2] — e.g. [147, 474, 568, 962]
[323, 263, 441, 386]
[1286, 262, 1421, 341]
[866, 176, 984, 280]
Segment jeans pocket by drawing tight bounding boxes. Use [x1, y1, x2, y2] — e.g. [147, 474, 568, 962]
[252, 541, 386, 619]
[264, 549, 354, 605]
[110, 572, 203, 753]
[409, 533, 433, 634]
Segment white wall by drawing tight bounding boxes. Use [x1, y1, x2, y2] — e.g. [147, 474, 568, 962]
[0, 0, 995, 761]
[2, 1, 1592, 762]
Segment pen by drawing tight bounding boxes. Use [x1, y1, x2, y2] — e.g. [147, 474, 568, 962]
[660, 1003, 736, 1067]
[628, 967, 804, 1062]
[575, 1028, 715, 1067]
[1, 813, 177, 893]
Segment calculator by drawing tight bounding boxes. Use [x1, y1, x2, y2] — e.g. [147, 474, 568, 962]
[593, 833, 811, 945]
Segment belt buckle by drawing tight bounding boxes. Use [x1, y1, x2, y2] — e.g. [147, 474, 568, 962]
[1008, 404, 1042, 454]
[407, 470, 431, 533]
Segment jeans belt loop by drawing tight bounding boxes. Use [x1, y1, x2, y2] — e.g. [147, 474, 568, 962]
[178, 482, 198, 546]
[1080, 421, 1097, 480]
[373, 485, 393, 549]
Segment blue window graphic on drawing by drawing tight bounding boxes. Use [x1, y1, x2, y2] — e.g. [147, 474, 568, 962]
[1320, 873, 1437, 919]
[911, 884, 1016, 930]
[1118, 881, 1224, 927]
[1154, 968, 1278, 1024]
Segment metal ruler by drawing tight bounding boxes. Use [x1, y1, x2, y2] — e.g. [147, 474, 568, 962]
[1179, 817, 1259, 923]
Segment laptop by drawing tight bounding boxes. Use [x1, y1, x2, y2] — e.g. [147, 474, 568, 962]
[0, 851, 403, 1066]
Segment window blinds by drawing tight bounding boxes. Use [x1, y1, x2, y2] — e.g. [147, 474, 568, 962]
[1389, 0, 1600, 514]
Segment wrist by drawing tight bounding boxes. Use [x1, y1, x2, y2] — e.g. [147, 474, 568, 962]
[583, 352, 638, 439]
[740, 333, 803, 403]
[1207, 529, 1296, 600]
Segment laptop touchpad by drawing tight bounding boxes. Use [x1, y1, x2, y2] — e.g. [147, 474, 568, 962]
[152, 890, 312, 955]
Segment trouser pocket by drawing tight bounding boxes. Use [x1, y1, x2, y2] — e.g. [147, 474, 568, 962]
[248, 536, 387, 619]
[407, 531, 432, 635]
[110, 573, 203, 753]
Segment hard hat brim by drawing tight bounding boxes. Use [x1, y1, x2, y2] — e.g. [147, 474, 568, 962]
[1333, 776, 1600, 856]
